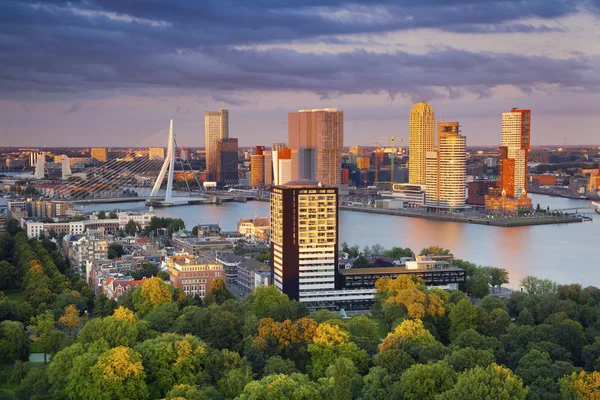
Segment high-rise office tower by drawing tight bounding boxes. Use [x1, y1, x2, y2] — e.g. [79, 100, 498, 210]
[216, 138, 238, 186]
[61, 155, 72, 180]
[91, 148, 108, 163]
[426, 122, 466, 210]
[250, 146, 265, 187]
[288, 109, 343, 185]
[270, 180, 339, 301]
[271, 143, 287, 185]
[205, 109, 229, 182]
[34, 152, 45, 179]
[501, 109, 531, 197]
[409, 102, 435, 184]
[149, 147, 165, 160]
[263, 151, 273, 186]
[272, 148, 293, 185]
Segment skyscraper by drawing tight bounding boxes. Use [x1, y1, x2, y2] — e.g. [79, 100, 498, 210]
[149, 147, 165, 160]
[288, 109, 343, 185]
[91, 148, 108, 163]
[425, 122, 466, 210]
[501, 108, 531, 197]
[216, 138, 238, 186]
[250, 146, 265, 187]
[205, 109, 229, 182]
[409, 102, 435, 184]
[270, 180, 339, 301]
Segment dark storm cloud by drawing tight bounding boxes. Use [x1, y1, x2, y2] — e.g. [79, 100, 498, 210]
[1, 0, 599, 99]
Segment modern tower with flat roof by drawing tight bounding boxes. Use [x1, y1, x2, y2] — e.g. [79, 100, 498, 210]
[288, 109, 343, 186]
[270, 179, 339, 301]
[205, 108, 229, 182]
[501, 108, 531, 197]
[91, 148, 108, 163]
[409, 102, 435, 184]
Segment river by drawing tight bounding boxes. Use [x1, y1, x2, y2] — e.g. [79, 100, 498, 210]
[3, 193, 598, 288]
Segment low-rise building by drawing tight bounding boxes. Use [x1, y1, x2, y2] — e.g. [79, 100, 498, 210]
[168, 253, 224, 298]
[237, 217, 270, 242]
[103, 278, 145, 300]
[215, 253, 244, 282]
[237, 258, 270, 293]
[173, 236, 232, 254]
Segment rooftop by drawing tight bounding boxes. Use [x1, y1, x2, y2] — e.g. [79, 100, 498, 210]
[279, 179, 322, 188]
[339, 266, 464, 275]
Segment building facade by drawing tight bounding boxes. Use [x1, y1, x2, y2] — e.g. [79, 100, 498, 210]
[270, 180, 339, 301]
[409, 102, 435, 184]
[149, 148, 165, 160]
[216, 138, 238, 186]
[425, 122, 466, 210]
[168, 253, 224, 298]
[205, 109, 229, 182]
[288, 109, 344, 186]
[91, 148, 108, 163]
[501, 108, 531, 197]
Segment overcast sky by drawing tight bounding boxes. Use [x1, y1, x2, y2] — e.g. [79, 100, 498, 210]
[1, 0, 600, 147]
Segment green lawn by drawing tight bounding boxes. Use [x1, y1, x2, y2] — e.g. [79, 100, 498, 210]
[2, 289, 25, 304]
[29, 341, 43, 353]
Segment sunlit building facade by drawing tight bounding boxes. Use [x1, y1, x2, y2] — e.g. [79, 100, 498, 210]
[409, 102, 435, 184]
[501, 108, 531, 197]
[205, 108, 229, 182]
[270, 180, 339, 301]
[168, 253, 224, 299]
[91, 148, 108, 163]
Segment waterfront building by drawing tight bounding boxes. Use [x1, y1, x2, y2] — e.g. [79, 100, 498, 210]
[91, 148, 108, 163]
[485, 191, 533, 215]
[216, 138, 238, 186]
[425, 122, 466, 211]
[409, 102, 435, 184]
[250, 146, 273, 186]
[380, 183, 426, 207]
[237, 217, 270, 242]
[168, 253, 224, 298]
[205, 108, 229, 182]
[288, 109, 344, 185]
[149, 147, 165, 160]
[272, 147, 294, 185]
[270, 179, 339, 301]
[501, 108, 531, 197]
[467, 180, 496, 205]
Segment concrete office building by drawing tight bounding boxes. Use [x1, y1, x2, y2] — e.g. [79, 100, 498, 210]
[91, 148, 108, 163]
[250, 146, 273, 187]
[205, 109, 229, 182]
[272, 147, 294, 186]
[409, 102, 435, 184]
[270, 180, 339, 301]
[288, 109, 343, 186]
[425, 122, 466, 210]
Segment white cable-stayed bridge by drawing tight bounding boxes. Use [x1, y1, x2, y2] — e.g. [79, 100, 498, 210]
[48, 120, 258, 207]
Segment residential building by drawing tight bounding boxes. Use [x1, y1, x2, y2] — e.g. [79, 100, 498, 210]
[205, 108, 229, 182]
[272, 147, 294, 185]
[288, 109, 344, 185]
[270, 179, 339, 302]
[237, 217, 270, 242]
[214, 253, 244, 282]
[250, 146, 265, 186]
[168, 253, 224, 298]
[409, 102, 435, 184]
[149, 147, 165, 160]
[216, 138, 238, 186]
[381, 183, 426, 207]
[0, 212, 6, 232]
[172, 236, 232, 254]
[237, 258, 270, 293]
[103, 278, 145, 300]
[425, 122, 466, 210]
[501, 108, 531, 197]
[91, 148, 108, 163]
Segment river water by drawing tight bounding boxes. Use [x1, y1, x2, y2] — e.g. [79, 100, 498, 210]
[3, 193, 598, 288]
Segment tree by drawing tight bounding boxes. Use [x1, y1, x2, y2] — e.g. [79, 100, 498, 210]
[370, 244, 385, 256]
[123, 219, 140, 236]
[143, 302, 178, 332]
[93, 293, 118, 317]
[466, 272, 489, 298]
[203, 278, 234, 306]
[132, 277, 174, 314]
[352, 254, 369, 268]
[78, 316, 141, 348]
[382, 246, 414, 259]
[24, 260, 54, 309]
[97, 211, 106, 220]
[520, 276, 558, 296]
[0, 260, 19, 290]
[237, 373, 329, 400]
[375, 275, 445, 324]
[362, 366, 393, 400]
[191, 226, 199, 236]
[108, 243, 125, 259]
[249, 286, 307, 321]
[347, 315, 379, 355]
[560, 371, 600, 399]
[326, 357, 362, 400]
[394, 361, 456, 400]
[341, 242, 360, 258]
[448, 298, 478, 339]
[419, 246, 451, 256]
[134, 333, 206, 399]
[374, 349, 415, 380]
[379, 319, 436, 353]
[58, 304, 83, 335]
[515, 349, 553, 385]
[0, 320, 29, 367]
[217, 366, 253, 399]
[437, 364, 528, 400]
[481, 267, 509, 292]
[30, 311, 62, 364]
[263, 356, 298, 376]
[444, 347, 495, 372]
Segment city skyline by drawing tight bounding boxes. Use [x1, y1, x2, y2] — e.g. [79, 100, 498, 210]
[2, 1, 600, 147]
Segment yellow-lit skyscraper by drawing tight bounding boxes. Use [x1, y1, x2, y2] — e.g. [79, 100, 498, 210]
[426, 122, 466, 210]
[409, 102, 435, 184]
[91, 148, 108, 163]
[501, 109, 531, 197]
[205, 109, 229, 182]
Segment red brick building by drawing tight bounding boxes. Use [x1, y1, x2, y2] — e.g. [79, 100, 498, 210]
[168, 253, 224, 299]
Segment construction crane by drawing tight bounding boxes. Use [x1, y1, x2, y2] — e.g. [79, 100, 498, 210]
[372, 134, 404, 184]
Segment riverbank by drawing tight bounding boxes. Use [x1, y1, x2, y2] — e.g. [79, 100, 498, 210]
[529, 188, 600, 201]
[339, 206, 583, 227]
